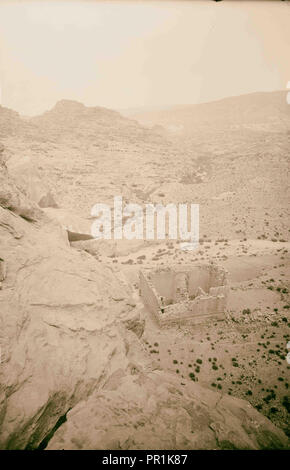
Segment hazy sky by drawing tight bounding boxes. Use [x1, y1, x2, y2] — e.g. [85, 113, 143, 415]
[0, 0, 289, 115]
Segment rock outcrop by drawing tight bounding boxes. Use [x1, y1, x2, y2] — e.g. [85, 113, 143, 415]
[0, 166, 133, 449]
[43, 208, 93, 242]
[0, 148, 42, 222]
[6, 154, 58, 209]
[0, 106, 23, 138]
[47, 370, 288, 450]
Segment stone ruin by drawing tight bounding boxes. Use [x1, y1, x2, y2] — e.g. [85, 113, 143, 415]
[139, 263, 228, 326]
[0, 257, 6, 290]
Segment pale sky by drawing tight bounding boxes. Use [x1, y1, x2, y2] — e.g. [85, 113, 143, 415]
[0, 0, 289, 115]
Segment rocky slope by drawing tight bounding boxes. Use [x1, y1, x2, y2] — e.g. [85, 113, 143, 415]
[0, 92, 289, 449]
[0, 148, 288, 450]
[30, 99, 165, 147]
[123, 91, 290, 134]
[47, 370, 287, 450]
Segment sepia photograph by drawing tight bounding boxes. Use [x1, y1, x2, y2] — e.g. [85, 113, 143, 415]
[0, 0, 289, 456]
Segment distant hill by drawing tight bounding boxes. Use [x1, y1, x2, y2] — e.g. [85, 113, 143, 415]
[121, 91, 290, 134]
[1, 91, 288, 143]
[31, 99, 126, 127]
[28, 99, 164, 145]
[0, 105, 24, 138]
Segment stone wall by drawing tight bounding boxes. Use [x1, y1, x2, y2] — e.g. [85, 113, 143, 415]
[139, 270, 160, 320]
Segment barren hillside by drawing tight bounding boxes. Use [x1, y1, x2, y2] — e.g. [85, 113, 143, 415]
[0, 90, 289, 448]
[123, 91, 290, 133]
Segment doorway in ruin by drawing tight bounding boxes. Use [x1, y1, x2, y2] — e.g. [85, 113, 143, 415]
[174, 272, 189, 302]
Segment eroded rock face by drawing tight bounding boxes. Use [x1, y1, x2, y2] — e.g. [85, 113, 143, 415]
[0, 161, 134, 449]
[47, 371, 288, 450]
[0, 215, 135, 449]
[6, 154, 58, 209]
[0, 106, 23, 139]
[0, 258, 6, 290]
[0, 150, 42, 222]
[43, 208, 94, 242]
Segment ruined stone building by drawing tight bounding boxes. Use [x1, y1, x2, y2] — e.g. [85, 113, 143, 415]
[139, 264, 228, 326]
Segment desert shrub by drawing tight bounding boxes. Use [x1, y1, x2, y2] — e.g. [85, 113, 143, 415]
[242, 309, 251, 315]
[282, 396, 290, 412]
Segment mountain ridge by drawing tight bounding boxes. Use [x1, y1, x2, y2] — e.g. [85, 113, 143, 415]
[120, 90, 290, 133]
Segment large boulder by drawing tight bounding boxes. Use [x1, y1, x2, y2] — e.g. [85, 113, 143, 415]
[0, 149, 42, 222]
[0, 159, 133, 449]
[43, 208, 93, 242]
[0, 106, 23, 138]
[47, 370, 288, 450]
[0, 201, 134, 449]
[6, 155, 58, 209]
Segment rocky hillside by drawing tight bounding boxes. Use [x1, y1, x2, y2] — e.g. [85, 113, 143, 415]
[124, 91, 290, 133]
[0, 143, 289, 449]
[29, 99, 165, 146]
[0, 91, 289, 449]
[0, 105, 26, 139]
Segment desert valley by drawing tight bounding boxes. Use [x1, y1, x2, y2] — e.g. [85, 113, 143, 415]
[0, 90, 289, 450]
